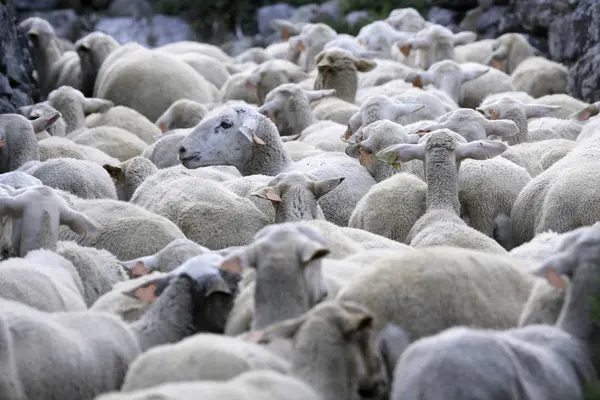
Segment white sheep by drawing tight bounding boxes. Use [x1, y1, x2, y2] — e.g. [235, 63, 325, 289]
[155, 99, 208, 133]
[85, 105, 160, 144]
[39, 136, 120, 166]
[0, 249, 86, 312]
[176, 52, 231, 89]
[67, 126, 147, 161]
[376, 129, 507, 254]
[94, 43, 220, 122]
[157, 40, 233, 63]
[288, 23, 338, 72]
[500, 139, 575, 177]
[389, 224, 599, 400]
[19, 102, 67, 138]
[510, 56, 568, 98]
[487, 32, 539, 74]
[178, 105, 376, 226]
[245, 59, 309, 105]
[74, 31, 121, 97]
[141, 129, 190, 168]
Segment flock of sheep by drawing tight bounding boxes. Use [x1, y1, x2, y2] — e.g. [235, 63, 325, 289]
[1, 5, 599, 399]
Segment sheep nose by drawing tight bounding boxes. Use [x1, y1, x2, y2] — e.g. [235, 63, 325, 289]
[178, 146, 186, 154]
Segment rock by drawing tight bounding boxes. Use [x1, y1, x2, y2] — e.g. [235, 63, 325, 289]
[567, 44, 600, 103]
[502, 0, 575, 34]
[427, 7, 459, 29]
[289, 4, 320, 24]
[18, 9, 89, 41]
[0, 0, 38, 113]
[477, 5, 507, 38]
[426, 0, 477, 12]
[319, 0, 342, 22]
[548, 0, 600, 64]
[13, 0, 61, 10]
[94, 14, 197, 47]
[108, 0, 153, 17]
[345, 11, 370, 27]
[256, 3, 295, 35]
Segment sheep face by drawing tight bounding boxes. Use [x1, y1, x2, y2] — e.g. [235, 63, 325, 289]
[179, 106, 269, 170]
[22, 17, 55, 49]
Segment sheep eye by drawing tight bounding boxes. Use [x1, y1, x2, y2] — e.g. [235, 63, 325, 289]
[220, 121, 232, 129]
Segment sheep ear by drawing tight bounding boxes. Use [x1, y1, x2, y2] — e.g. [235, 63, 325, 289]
[59, 208, 103, 238]
[251, 186, 282, 202]
[19, 105, 34, 117]
[158, 121, 169, 132]
[534, 263, 569, 289]
[569, 104, 600, 121]
[121, 256, 158, 278]
[393, 103, 425, 119]
[281, 134, 301, 142]
[123, 277, 172, 303]
[456, 140, 507, 160]
[103, 164, 122, 179]
[311, 177, 345, 199]
[376, 143, 426, 165]
[205, 275, 232, 297]
[303, 89, 336, 102]
[220, 248, 253, 274]
[82, 98, 114, 114]
[257, 101, 281, 119]
[30, 111, 61, 134]
[523, 104, 561, 118]
[345, 143, 361, 158]
[239, 116, 265, 145]
[452, 31, 477, 46]
[354, 58, 377, 72]
[271, 19, 300, 40]
[341, 311, 373, 336]
[0, 196, 25, 218]
[256, 315, 308, 342]
[483, 120, 519, 138]
[461, 66, 489, 83]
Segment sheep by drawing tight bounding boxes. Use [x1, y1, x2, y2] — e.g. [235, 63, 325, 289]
[289, 23, 338, 72]
[313, 47, 377, 104]
[336, 246, 534, 339]
[453, 39, 495, 64]
[410, 108, 519, 142]
[19, 102, 67, 138]
[74, 31, 120, 97]
[44, 85, 114, 134]
[21, 158, 118, 200]
[58, 197, 186, 260]
[98, 156, 156, 201]
[283, 140, 325, 161]
[118, 300, 386, 400]
[376, 129, 508, 254]
[0, 171, 42, 189]
[324, 34, 377, 59]
[476, 96, 563, 144]
[100, 370, 320, 400]
[176, 52, 232, 89]
[251, 172, 345, 223]
[510, 56, 568, 98]
[487, 32, 538, 74]
[480, 90, 535, 106]
[38, 136, 120, 166]
[157, 41, 233, 63]
[121, 238, 209, 277]
[141, 130, 190, 168]
[55, 240, 127, 306]
[85, 105, 160, 144]
[0, 184, 102, 258]
[509, 127, 600, 246]
[155, 99, 208, 133]
[120, 334, 290, 392]
[0, 252, 242, 399]
[178, 105, 376, 226]
[388, 224, 600, 400]
[20, 17, 79, 97]
[0, 112, 61, 173]
[94, 44, 220, 122]
[395, 24, 477, 70]
[500, 139, 575, 177]
[245, 59, 310, 105]
[0, 248, 86, 312]
[130, 168, 270, 250]
[256, 83, 337, 137]
[358, 59, 416, 88]
[533, 94, 589, 119]
[68, 126, 147, 161]
[349, 172, 427, 243]
[235, 47, 274, 65]
[344, 119, 424, 182]
[221, 71, 260, 104]
[385, 7, 429, 33]
[356, 21, 411, 60]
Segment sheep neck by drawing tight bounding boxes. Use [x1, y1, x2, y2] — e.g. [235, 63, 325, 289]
[129, 277, 196, 352]
[35, 41, 62, 96]
[241, 122, 293, 176]
[286, 95, 318, 135]
[315, 69, 357, 104]
[424, 151, 461, 214]
[437, 75, 462, 104]
[556, 262, 599, 345]
[51, 97, 85, 133]
[274, 188, 323, 223]
[500, 107, 528, 144]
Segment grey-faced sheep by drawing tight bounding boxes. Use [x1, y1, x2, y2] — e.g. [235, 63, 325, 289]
[0, 253, 242, 399]
[377, 129, 508, 254]
[178, 105, 376, 226]
[389, 223, 600, 400]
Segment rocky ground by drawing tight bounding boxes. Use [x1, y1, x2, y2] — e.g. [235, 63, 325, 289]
[1, 0, 599, 109]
